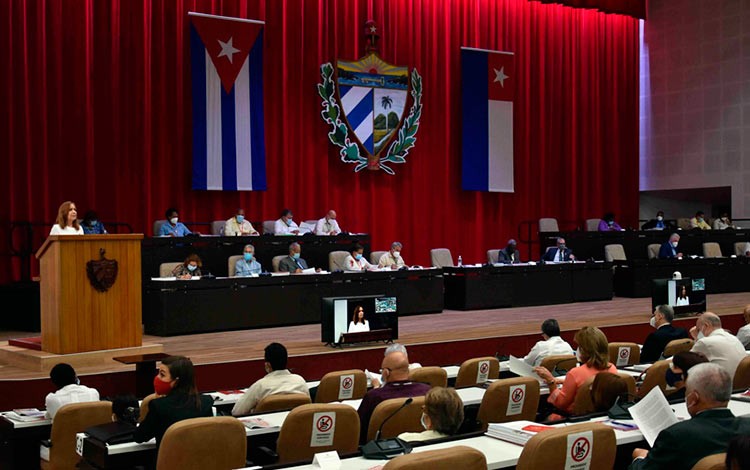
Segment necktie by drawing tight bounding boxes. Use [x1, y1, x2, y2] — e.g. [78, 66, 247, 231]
[559, 250, 563, 262]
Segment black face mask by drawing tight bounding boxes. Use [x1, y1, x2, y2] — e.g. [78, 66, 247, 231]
[665, 368, 683, 387]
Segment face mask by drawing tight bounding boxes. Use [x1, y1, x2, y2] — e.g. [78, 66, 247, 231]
[608, 221, 614, 226]
[575, 348, 583, 363]
[393, 251, 401, 258]
[89, 220, 98, 226]
[187, 264, 197, 272]
[170, 217, 178, 225]
[153, 375, 173, 395]
[355, 254, 362, 261]
[244, 253, 253, 261]
[420, 413, 428, 430]
[698, 218, 704, 223]
[286, 218, 293, 226]
[76, 377, 81, 385]
[292, 253, 300, 260]
[264, 364, 271, 374]
[559, 244, 566, 250]
[665, 368, 683, 387]
[657, 216, 663, 221]
[236, 215, 244, 223]
[697, 330, 705, 340]
[671, 241, 679, 248]
[650, 316, 657, 328]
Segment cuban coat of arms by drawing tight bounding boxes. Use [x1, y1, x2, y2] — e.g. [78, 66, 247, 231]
[318, 21, 422, 174]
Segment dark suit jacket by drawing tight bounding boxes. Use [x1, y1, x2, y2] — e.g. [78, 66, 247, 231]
[641, 219, 676, 231]
[498, 247, 521, 264]
[134, 393, 214, 447]
[658, 241, 678, 259]
[629, 409, 750, 470]
[640, 324, 690, 363]
[278, 256, 309, 273]
[541, 247, 574, 262]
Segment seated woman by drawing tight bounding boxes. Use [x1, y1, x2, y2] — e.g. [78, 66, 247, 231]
[348, 306, 370, 333]
[598, 212, 623, 231]
[675, 285, 690, 306]
[534, 326, 618, 416]
[134, 356, 213, 448]
[398, 387, 464, 442]
[590, 372, 629, 412]
[49, 201, 84, 235]
[345, 243, 376, 271]
[172, 254, 202, 279]
[81, 210, 107, 235]
[663, 351, 708, 400]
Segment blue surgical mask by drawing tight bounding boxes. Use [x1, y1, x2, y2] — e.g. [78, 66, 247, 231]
[286, 218, 293, 226]
[292, 253, 300, 260]
[665, 368, 683, 387]
[420, 413, 428, 430]
[559, 244, 566, 250]
[90, 220, 98, 226]
[355, 254, 362, 260]
[236, 215, 244, 223]
[187, 264, 197, 272]
[244, 253, 253, 261]
[608, 220, 614, 226]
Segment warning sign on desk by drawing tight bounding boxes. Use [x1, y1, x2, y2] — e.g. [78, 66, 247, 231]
[311, 412, 336, 447]
[564, 430, 593, 470]
[339, 374, 355, 400]
[506, 384, 526, 416]
[616, 347, 631, 366]
[477, 360, 490, 383]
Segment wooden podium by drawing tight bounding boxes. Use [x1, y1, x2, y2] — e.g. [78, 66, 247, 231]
[35, 234, 145, 354]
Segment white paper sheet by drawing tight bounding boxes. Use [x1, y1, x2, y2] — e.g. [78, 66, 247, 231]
[628, 387, 678, 447]
[509, 355, 541, 382]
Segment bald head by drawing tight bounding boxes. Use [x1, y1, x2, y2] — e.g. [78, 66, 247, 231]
[327, 210, 336, 220]
[381, 351, 410, 382]
[698, 312, 721, 331]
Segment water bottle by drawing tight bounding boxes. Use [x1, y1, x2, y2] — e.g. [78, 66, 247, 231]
[458, 255, 462, 267]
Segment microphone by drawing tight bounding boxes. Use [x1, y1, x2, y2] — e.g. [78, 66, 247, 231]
[375, 397, 413, 440]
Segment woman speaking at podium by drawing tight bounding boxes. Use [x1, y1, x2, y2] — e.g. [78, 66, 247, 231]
[676, 285, 690, 306]
[49, 201, 84, 235]
[348, 306, 370, 333]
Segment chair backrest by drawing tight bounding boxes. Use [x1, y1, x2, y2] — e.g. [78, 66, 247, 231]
[383, 445, 487, 470]
[160, 262, 182, 278]
[618, 372, 637, 397]
[647, 243, 661, 259]
[608, 342, 640, 366]
[691, 453, 727, 470]
[272, 255, 286, 272]
[329, 250, 350, 271]
[454, 357, 500, 388]
[262, 220, 275, 234]
[477, 377, 541, 429]
[315, 370, 368, 403]
[156, 417, 246, 470]
[637, 360, 672, 398]
[367, 396, 425, 441]
[276, 404, 359, 463]
[48, 401, 112, 470]
[572, 375, 597, 415]
[516, 423, 616, 470]
[139, 393, 157, 423]
[604, 244, 626, 262]
[677, 217, 692, 230]
[210, 220, 225, 235]
[663, 338, 694, 358]
[408, 367, 448, 388]
[586, 218, 602, 232]
[487, 249, 500, 264]
[430, 248, 454, 268]
[153, 219, 167, 236]
[539, 355, 577, 373]
[370, 250, 387, 265]
[735, 242, 749, 256]
[227, 255, 243, 277]
[733, 356, 750, 390]
[538, 218, 559, 232]
[254, 393, 311, 413]
[703, 242, 723, 258]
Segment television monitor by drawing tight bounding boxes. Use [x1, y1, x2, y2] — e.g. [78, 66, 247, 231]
[651, 277, 706, 317]
[321, 295, 398, 345]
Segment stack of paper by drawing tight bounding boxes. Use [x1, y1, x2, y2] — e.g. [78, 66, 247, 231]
[239, 417, 272, 430]
[3, 409, 46, 422]
[485, 420, 554, 445]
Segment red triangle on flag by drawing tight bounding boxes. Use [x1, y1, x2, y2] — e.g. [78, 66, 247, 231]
[190, 13, 263, 94]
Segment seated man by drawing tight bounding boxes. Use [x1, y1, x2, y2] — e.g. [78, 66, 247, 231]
[541, 237, 574, 262]
[234, 244, 262, 276]
[81, 210, 108, 235]
[629, 363, 750, 470]
[690, 211, 711, 230]
[713, 212, 736, 230]
[690, 312, 746, 377]
[231, 343, 309, 416]
[345, 243, 375, 271]
[45, 363, 100, 420]
[641, 211, 674, 231]
[224, 208, 258, 236]
[737, 305, 750, 349]
[159, 208, 192, 237]
[523, 319, 575, 367]
[378, 242, 406, 269]
[274, 209, 300, 235]
[278, 242, 313, 273]
[314, 210, 341, 236]
[598, 212, 623, 231]
[658, 233, 683, 259]
[498, 239, 521, 264]
[357, 350, 430, 443]
[640, 304, 690, 363]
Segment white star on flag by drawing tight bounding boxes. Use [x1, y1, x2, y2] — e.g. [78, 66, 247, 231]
[369, 25, 377, 33]
[217, 37, 240, 63]
[494, 67, 509, 87]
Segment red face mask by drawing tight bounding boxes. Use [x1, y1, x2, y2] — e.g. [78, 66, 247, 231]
[153, 374, 173, 395]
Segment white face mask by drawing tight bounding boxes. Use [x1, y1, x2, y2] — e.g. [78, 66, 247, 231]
[671, 241, 679, 248]
[420, 413, 428, 430]
[697, 330, 705, 340]
[393, 251, 401, 258]
[649, 316, 657, 328]
[575, 348, 583, 363]
[657, 216, 663, 221]
[170, 217, 178, 225]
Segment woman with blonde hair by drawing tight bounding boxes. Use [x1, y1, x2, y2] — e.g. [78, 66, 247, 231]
[534, 326, 617, 415]
[398, 387, 464, 442]
[49, 201, 83, 235]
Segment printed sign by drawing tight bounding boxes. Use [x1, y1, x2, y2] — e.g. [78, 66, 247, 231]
[312, 450, 342, 469]
[477, 360, 491, 383]
[338, 374, 355, 400]
[506, 384, 526, 416]
[616, 347, 631, 366]
[311, 412, 336, 447]
[564, 430, 593, 470]
[76, 433, 85, 456]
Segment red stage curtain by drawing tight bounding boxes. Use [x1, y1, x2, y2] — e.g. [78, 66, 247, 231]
[533, 0, 647, 19]
[0, 0, 639, 283]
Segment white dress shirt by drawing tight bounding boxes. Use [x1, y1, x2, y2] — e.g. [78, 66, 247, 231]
[314, 218, 341, 235]
[345, 254, 375, 271]
[49, 225, 84, 236]
[737, 324, 750, 349]
[274, 218, 299, 235]
[691, 328, 747, 377]
[348, 320, 370, 333]
[45, 384, 100, 420]
[398, 430, 448, 442]
[523, 336, 575, 367]
[231, 369, 309, 416]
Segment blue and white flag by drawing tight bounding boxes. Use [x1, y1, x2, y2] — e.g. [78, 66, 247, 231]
[190, 12, 266, 191]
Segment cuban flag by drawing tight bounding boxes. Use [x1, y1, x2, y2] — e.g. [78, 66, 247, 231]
[461, 47, 515, 193]
[190, 12, 266, 191]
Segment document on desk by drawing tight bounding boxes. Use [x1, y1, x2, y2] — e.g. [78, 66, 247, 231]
[509, 356, 543, 383]
[628, 387, 678, 447]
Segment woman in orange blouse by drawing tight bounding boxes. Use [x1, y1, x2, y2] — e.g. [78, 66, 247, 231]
[534, 326, 617, 415]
